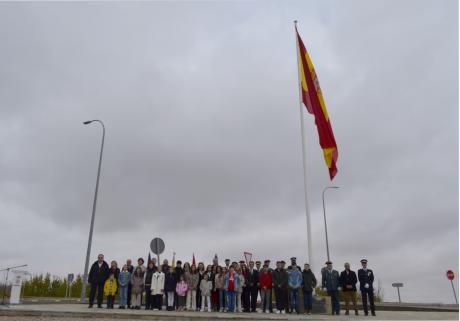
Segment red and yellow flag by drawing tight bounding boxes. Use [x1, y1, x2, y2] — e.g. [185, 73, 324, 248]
[296, 26, 338, 180]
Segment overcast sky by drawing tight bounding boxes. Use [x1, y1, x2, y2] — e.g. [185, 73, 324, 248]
[0, 0, 458, 304]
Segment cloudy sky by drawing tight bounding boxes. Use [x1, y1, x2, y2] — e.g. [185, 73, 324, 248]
[0, 0, 458, 304]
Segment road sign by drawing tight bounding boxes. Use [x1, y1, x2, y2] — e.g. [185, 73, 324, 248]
[67, 273, 74, 283]
[391, 282, 403, 303]
[150, 238, 165, 255]
[447, 270, 458, 304]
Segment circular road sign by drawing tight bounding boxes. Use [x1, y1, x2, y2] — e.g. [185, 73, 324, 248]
[150, 237, 165, 255]
[447, 270, 455, 281]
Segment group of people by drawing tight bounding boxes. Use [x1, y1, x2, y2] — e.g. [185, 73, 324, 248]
[87, 254, 376, 316]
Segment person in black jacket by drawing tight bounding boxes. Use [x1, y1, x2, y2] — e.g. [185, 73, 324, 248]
[301, 263, 316, 315]
[272, 261, 288, 313]
[126, 259, 134, 308]
[88, 254, 110, 308]
[144, 261, 156, 310]
[174, 261, 184, 310]
[339, 263, 358, 315]
[358, 259, 376, 316]
[246, 261, 259, 312]
[165, 266, 177, 310]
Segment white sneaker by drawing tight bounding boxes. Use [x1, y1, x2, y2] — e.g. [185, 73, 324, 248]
[281, 310, 285, 314]
[265, 310, 270, 314]
[276, 310, 280, 314]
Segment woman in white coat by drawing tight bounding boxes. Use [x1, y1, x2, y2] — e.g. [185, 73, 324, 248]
[150, 267, 165, 310]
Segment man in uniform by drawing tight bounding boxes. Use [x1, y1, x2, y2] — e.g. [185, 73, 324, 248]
[321, 261, 340, 315]
[289, 257, 302, 271]
[358, 259, 376, 316]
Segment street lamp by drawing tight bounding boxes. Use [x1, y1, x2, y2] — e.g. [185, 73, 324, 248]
[80, 120, 105, 302]
[322, 186, 339, 262]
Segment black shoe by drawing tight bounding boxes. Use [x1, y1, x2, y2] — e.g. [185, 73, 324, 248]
[355, 310, 359, 315]
[372, 312, 376, 316]
[345, 311, 349, 315]
[88, 305, 93, 308]
[365, 312, 369, 316]
[97, 305, 103, 308]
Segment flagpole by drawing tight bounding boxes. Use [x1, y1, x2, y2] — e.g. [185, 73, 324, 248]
[294, 20, 314, 271]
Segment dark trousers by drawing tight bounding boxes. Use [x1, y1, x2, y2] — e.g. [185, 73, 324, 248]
[302, 289, 313, 311]
[89, 282, 104, 307]
[269, 288, 273, 312]
[106, 295, 115, 308]
[275, 287, 285, 311]
[361, 290, 375, 315]
[127, 284, 132, 307]
[164, 291, 169, 309]
[144, 286, 152, 309]
[242, 287, 250, 311]
[196, 288, 201, 310]
[152, 294, 163, 310]
[328, 290, 340, 315]
[248, 286, 258, 312]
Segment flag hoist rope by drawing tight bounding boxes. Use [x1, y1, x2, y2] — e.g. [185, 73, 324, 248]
[294, 20, 314, 271]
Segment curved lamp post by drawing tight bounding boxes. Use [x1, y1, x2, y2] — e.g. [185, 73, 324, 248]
[322, 186, 339, 262]
[80, 120, 105, 302]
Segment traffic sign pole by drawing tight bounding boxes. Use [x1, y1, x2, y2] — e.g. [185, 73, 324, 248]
[451, 280, 458, 305]
[156, 238, 160, 264]
[446, 270, 457, 304]
[397, 287, 401, 303]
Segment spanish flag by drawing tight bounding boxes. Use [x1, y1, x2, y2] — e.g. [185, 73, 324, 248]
[296, 26, 338, 180]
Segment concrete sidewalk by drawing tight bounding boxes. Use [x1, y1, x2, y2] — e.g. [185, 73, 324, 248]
[0, 304, 458, 320]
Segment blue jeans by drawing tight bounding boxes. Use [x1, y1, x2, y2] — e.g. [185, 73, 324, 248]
[328, 290, 340, 314]
[119, 286, 128, 307]
[289, 288, 299, 313]
[218, 289, 225, 310]
[303, 289, 312, 310]
[226, 290, 236, 312]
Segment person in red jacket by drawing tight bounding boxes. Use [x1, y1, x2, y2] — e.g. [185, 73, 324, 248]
[259, 264, 272, 313]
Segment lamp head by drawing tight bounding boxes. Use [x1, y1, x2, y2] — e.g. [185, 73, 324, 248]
[83, 120, 92, 125]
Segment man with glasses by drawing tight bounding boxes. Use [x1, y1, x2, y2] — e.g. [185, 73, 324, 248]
[88, 254, 109, 308]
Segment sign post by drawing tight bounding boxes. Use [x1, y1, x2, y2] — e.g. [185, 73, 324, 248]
[391, 283, 404, 303]
[150, 238, 165, 264]
[446, 270, 457, 305]
[66, 274, 74, 298]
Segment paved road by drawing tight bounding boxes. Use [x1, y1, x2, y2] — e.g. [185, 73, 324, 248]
[0, 304, 458, 320]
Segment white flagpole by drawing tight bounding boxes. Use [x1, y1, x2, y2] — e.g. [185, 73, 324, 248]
[294, 20, 314, 271]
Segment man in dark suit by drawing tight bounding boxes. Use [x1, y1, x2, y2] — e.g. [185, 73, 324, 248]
[358, 259, 376, 316]
[339, 262, 358, 315]
[126, 259, 134, 308]
[88, 254, 110, 308]
[246, 261, 259, 312]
